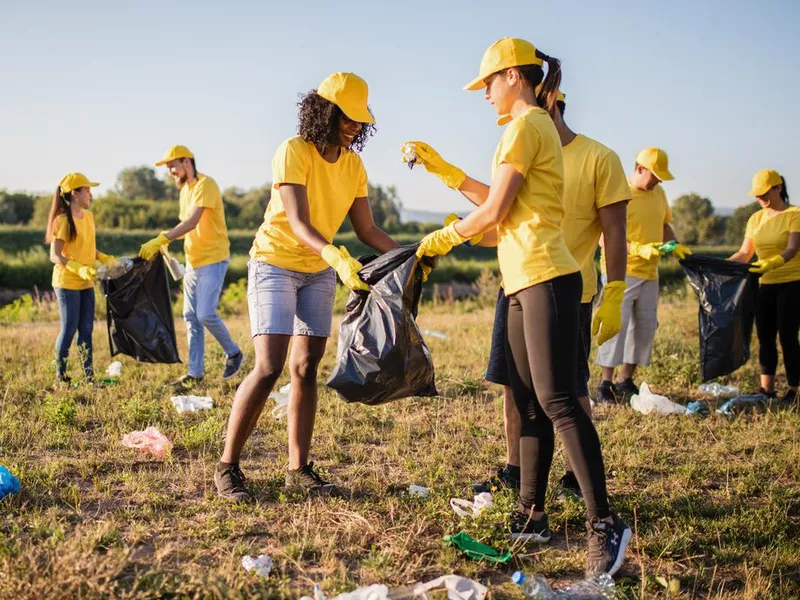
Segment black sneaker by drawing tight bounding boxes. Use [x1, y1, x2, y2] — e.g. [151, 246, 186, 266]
[56, 373, 72, 385]
[759, 387, 777, 399]
[214, 463, 251, 502]
[558, 471, 583, 499]
[222, 351, 244, 381]
[510, 511, 551, 543]
[285, 462, 344, 497]
[596, 380, 616, 404]
[585, 514, 632, 577]
[615, 378, 639, 402]
[167, 374, 203, 390]
[472, 465, 520, 494]
[781, 388, 797, 405]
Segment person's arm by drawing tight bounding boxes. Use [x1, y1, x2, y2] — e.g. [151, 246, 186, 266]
[348, 197, 400, 253]
[50, 238, 68, 266]
[781, 232, 800, 262]
[598, 202, 627, 282]
[663, 223, 678, 243]
[164, 206, 205, 241]
[729, 238, 755, 263]
[278, 184, 331, 254]
[452, 164, 524, 239]
[457, 176, 492, 208]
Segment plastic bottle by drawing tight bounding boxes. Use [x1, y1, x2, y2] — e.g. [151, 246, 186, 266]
[160, 247, 185, 281]
[511, 571, 615, 599]
[97, 257, 134, 280]
[699, 383, 739, 398]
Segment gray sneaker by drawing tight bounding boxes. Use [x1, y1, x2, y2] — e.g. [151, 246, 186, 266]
[214, 463, 251, 502]
[285, 462, 344, 497]
[222, 352, 244, 380]
[585, 514, 632, 577]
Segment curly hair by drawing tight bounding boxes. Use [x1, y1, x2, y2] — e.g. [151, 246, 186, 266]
[296, 91, 376, 154]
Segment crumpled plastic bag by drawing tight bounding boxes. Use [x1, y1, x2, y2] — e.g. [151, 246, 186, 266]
[268, 383, 291, 419]
[0, 466, 21, 499]
[241, 554, 272, 576]
[170, 395, 214, 413]
[444, 531, 511, 563]
[122, 426, 173, 457]
[717, 393, 775, 416]
[106, 361, 123, 378]
[512, 571, 615, 599]
[412, 575, 488, 600]
[450, 492, 493, 517]
[630, 383, 687, 415]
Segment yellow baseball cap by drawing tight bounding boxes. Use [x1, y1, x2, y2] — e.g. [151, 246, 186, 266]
[59, 172, 99, 194]
[317, 72, 374, 124]
[464, 37, 543, 92]
[636, 147, 674, 181]
[155, 145, 194, 167]
[496, 86, 565, 126]
[748, 169, 782, 197]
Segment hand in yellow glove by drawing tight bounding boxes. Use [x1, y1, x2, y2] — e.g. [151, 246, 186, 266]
[66, 260, 97, 282]
[629, 241, 662, 261]
[401, 141, 466, 190]
[672, 243, 692, 260]
[444, 213, 483, 246]
[321, 245, 369, 291]
[749, 254, 785, 274]
[592, 280, 626, 346]
[416, 222, 467, 259]
[139, 232, 170, 261]
[96, 252, 116, 265]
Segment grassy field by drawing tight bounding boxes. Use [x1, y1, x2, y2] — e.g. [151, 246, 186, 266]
[0, 291, 798, 599]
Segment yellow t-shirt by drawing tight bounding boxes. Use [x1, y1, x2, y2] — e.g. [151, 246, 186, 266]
[494, 107, 579, 295]
[51, 211, 96, 291]
[561, 135, 630, 302]
[622, 183, 672, 280]
[251, 136, 368, 273]
[179, 173, 230, 268]
[745, 206, 800, 285]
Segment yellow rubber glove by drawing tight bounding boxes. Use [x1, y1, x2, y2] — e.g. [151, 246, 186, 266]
[592, 280, 626, 346]
[418, 262, 432, 283]
[66, 260, 96, 282]
[673, 243, 692, 260]
[96, 252, 116, 265]
[444, 213, 484, 246]
[416, 222, 467, 259]
[321, 245, 369, 291]
[401, 141, 466, 189]
[749, 254, 785, 274]
[139, 232, 170, 261]
[629, 241, 662, 261]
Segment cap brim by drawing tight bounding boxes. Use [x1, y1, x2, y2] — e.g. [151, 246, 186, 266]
[340, 104, 375, 125]
[154, 160, 168, 167]
[748, 185, 769, 197]
[654, 168, 674, 182]
[88, 181, 100, 187]
[463, 74, 486, 91]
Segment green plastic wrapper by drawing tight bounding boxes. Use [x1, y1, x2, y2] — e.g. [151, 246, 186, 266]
[658, 240, 677, 255]
[443, 531, 512, 563]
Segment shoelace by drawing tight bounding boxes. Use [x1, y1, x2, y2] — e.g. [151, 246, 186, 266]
[586, 519, 609, 564]
[299, 462, 327, 485]
[222, 466, 247, 492]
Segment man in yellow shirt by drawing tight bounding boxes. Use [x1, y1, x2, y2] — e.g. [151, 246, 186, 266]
[140, 146, 242, 388]
[595, 148, 690, 401]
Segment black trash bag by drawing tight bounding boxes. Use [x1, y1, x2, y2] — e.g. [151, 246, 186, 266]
[327, 244, 438, 405]
[102, 257, 181, 364]
[681, 254, 758, 381]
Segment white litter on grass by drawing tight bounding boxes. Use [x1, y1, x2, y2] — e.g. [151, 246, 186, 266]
[630, 383, 687, 415]
[241, 554, 273, 577]
[408, 484, 430, 498]
[170, 395, 214, 414]
[269, 383, 292, 419]
[422, 329, 449, 340]
[106, 361, 123, 378]
[450, 492, 493, 517]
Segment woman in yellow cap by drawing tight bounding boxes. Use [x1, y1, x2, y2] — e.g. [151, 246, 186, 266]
[403, 37, 630, 578]
[214, 73, 402, 501]
[730, 170, 799, 403]
[45, 173, 115, 383]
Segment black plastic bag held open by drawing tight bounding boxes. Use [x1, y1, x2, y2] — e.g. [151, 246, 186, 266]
[327, 245, 437, 405]
[102, 257, 181, 364]
[681, 254, 758, 381]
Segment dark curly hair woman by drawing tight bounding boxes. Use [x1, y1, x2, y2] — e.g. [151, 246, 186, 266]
[213, 72, 402, 501]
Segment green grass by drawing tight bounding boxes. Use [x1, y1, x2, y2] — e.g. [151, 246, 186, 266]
[0, 293, 798, 599]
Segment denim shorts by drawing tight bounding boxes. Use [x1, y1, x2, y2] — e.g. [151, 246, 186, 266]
[485, 287, 593, 397]
[247, 260, 337, 338]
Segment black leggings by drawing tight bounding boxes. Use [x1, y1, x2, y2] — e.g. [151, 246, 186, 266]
[756, 280, 800, 388]
[506, 272, 610, 519]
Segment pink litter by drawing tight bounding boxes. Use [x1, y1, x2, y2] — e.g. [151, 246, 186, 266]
[122, 426, 173, 457]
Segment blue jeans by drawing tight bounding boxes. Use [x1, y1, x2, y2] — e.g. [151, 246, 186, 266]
[183, 259, 240, 378]
[55, 287, 95, 378]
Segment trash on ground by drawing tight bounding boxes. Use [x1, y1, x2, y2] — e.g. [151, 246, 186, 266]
[122, 426, 173, 457]
[106, 361, 123, 378]
[444, 531, 511, 563]
[408, 484, 430, 498]
[0, 466, 21, 499]
[241, 554, 273, 577]
[450, 492, 493, 517]
[324, 584, 389, 600]
[327, 245, 437, 405]
[655, 576, 681, 595]
[698, 383, 739, 398]
[681, 254, 758, 381]
[630, 383, 687, 415]
[421, 329, 449, 340]
[269, 383, 291, 419]
[512, 570, 615, 599]
[685, 400, 710, 416]
[97, 257, 135, 281]
[170, 395, 214, 413]
[412, 575, 488, 600]
[717, 394, 774, 416]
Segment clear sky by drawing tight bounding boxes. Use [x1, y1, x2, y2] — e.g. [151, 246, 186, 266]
[1, 0, 798, 213]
